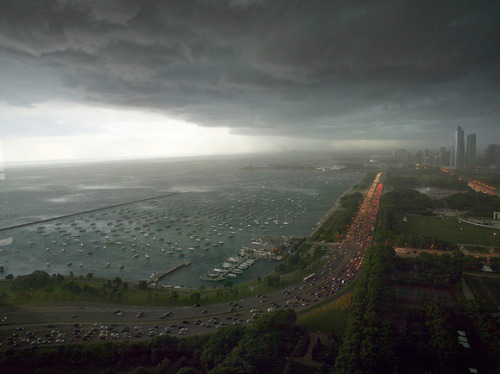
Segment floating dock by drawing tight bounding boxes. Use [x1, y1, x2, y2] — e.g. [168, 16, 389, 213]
[148, 260, 191, 284]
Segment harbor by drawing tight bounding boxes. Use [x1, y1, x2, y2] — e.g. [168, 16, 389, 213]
[0, 157, 363, 288]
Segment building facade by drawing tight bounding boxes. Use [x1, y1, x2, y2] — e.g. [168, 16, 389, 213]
[455, 126, 465, 169]
[466, 133, 476, 168]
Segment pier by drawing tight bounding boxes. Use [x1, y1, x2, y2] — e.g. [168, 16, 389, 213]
[148, 260, 191, 284]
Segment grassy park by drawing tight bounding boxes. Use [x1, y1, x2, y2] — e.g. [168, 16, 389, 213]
[297, 292, 353, 337]
[0, 272, 299, 308]
[402, 215, 500, 247]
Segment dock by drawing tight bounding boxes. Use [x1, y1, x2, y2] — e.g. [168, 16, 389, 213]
[148, 260, 191, 284]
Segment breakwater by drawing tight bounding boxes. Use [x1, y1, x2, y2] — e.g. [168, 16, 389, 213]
[0, 192, 179, 233]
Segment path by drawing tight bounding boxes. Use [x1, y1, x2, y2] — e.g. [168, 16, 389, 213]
[282, 332, 329, 374]
[461, 277, 475, 300]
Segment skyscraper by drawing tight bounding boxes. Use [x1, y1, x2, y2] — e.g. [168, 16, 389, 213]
[466, 133, 476, 168]
[455, 126, 465, 169]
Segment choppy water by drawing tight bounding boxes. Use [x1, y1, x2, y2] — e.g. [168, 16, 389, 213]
[0, 155, 362, 288]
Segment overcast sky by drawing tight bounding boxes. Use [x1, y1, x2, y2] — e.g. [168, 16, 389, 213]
[1, 0, 499, 162]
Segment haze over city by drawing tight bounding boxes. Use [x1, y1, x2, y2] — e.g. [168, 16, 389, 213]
[1, 0, 499, 162]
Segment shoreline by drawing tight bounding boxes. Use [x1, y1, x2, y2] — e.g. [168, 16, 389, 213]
[1, 173, 365, 288]
[307, 179, 364, 240]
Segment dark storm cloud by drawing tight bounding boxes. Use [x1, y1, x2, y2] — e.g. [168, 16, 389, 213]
[1, 0, 499, 147]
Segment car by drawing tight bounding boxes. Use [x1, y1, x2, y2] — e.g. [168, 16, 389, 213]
[193, 303, 201, 307]
[136, 311, 144, 318]
[201, 309, 208, 314]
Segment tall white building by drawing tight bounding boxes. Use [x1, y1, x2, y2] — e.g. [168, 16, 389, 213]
[455, 126, 465, 169]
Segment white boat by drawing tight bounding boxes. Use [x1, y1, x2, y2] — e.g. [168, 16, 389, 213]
[200, 273, 226, 281]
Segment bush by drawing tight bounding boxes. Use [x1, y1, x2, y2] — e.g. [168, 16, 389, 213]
[12, 270, 50, 291]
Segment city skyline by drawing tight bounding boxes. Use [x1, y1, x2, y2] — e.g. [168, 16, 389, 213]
[1, 1, 500, 162]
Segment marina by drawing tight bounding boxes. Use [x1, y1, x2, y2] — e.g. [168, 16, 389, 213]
[201, 255, 257, 282]
[0, 157, 363, 288]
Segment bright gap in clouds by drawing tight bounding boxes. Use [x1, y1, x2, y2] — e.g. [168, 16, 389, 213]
[0, 101, 388, 164]
[0, 101, 287, 163]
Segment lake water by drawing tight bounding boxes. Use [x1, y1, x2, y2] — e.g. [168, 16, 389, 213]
[0, 155, 362, 288]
